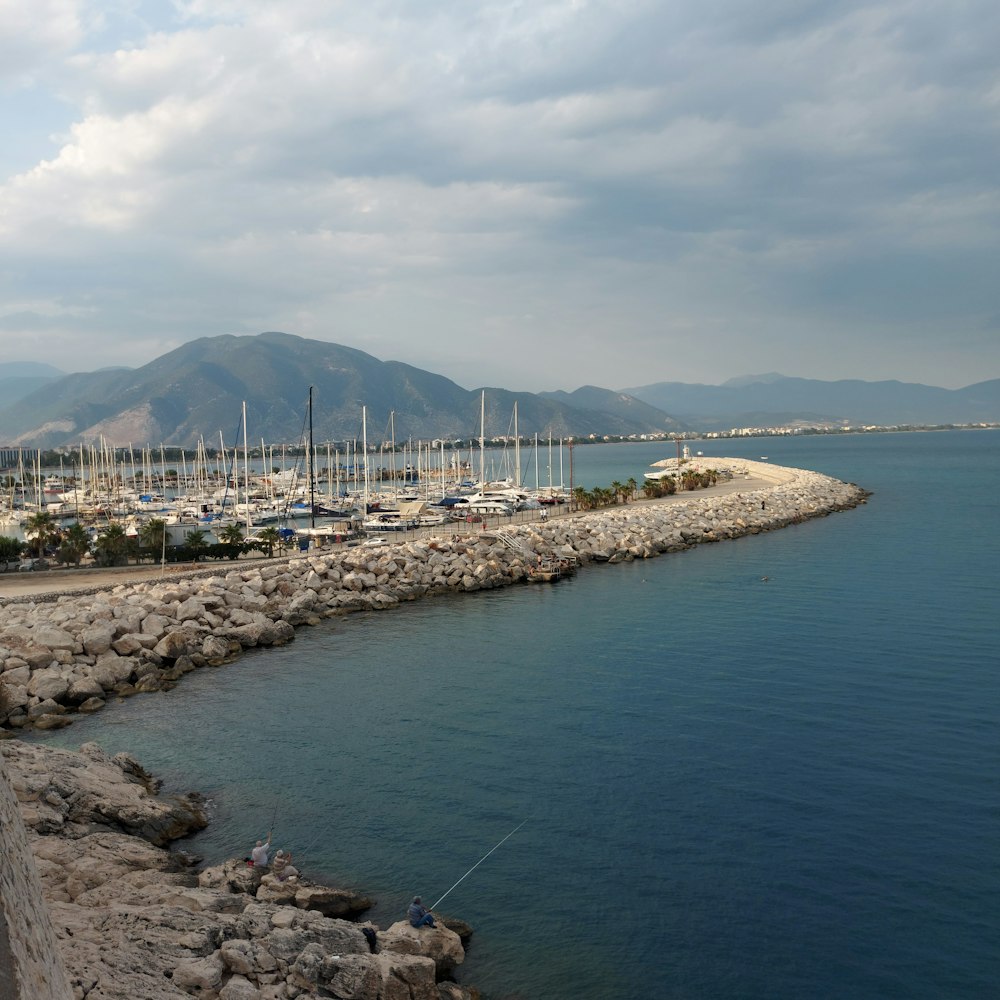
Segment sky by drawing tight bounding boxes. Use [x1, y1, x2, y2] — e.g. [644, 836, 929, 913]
[1, 0, 998, 393]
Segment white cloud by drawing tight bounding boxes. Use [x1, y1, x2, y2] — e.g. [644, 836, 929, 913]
[0, 0, 86, 87]
[0, 0, 998, 389]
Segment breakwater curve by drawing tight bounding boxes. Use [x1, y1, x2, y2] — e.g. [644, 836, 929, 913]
[0, 458, 868, 734]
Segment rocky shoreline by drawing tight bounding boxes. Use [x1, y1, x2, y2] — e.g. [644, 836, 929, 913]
[1, 738, 475, 999]
[1, 459, 868, 735]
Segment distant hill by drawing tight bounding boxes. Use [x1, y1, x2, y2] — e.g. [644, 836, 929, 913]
[0, 362, 66, 379]
[0, 362, 67, 409]
[2, 340, 996, 448]
[0, 333, 681, 448]
[622, 375, 1000, 429]
[0, 375, 62, 409]
[540, 385, 688, 433]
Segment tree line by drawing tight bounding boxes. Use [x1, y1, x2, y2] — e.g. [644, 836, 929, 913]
[569, 468, 720, 510]
[2, 513, 291, 569]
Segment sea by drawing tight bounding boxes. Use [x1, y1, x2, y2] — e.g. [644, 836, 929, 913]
[28, 428, 1000, 1000]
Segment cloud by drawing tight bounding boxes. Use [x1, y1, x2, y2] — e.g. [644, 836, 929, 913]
[0, 0, 998, 391]
[0, 0, 85, 87]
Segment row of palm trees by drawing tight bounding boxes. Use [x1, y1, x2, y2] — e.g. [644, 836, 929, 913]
[640, 468, 720, 500]
[13, 512, 291, 568]
[568, 469, 722, 511]
[570, 477, 640, 511]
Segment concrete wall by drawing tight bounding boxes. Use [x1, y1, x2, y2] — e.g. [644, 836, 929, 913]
[0, 754, 72, 1000]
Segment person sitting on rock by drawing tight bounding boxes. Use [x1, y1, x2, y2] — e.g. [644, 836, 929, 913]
[273, 851, 299, 882]
[251, 831, 273, 869]
[408, 896, 436, 928]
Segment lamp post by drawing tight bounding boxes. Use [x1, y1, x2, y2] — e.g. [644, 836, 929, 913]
[568, 438, 574, 509]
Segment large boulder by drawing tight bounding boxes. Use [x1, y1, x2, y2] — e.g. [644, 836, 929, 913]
[27, 668, 71, 701]
[201, 635, 230, 661]
[153, 630, 194, 660]
[66, 675, 106, 703]
[0, 741, 207, 845]
[80, 622, 117, 656]
[31, 626, 80, 651]
[380, 920, 465, 978]
[90, 652, 137, 689]
[293, 884, 373, 918]
[172, 950, 225, 991]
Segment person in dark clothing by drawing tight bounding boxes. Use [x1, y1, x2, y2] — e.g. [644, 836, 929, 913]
[361, 925, 378, 953]
[407, 896, 436, 928]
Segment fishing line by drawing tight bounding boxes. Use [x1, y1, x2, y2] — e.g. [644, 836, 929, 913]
[431, 819, 527, 910]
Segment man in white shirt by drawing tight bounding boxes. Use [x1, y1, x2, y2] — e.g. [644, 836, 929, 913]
[251, 832, 272, 869]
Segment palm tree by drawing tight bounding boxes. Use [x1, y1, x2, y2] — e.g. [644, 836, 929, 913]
[24, 510, 60, 558]
[185, 528, 209, 561]
[219, 523, 245, 545]
[94, 522, 130, 567]
[610, 480, 626, 504]
[218, 523, 245, 559]
[256, 526, 281, 558]
[139, 518, 168, 562]
[625, 477, 638, 501]
[58, 522, 91, 567]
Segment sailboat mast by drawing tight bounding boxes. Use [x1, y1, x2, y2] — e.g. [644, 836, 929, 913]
[390, 411, 396, 501]
[514, 401, 520, 488]
[479, 390, 486, 487]
[362, 405, 369, 514]
[243, 401, 251, 535]
[308, 386, 315, 528]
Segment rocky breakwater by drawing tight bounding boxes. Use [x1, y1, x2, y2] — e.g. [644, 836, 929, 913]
[0, 459, 868, 733]
[530, 458, 869, 565]
[1, 739, 477, 1000]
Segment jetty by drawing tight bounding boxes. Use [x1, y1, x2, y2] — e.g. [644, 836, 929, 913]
[0, 459, 867, 734]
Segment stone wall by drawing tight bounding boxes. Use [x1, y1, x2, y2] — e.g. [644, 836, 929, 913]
[0, 755, 72, 1000]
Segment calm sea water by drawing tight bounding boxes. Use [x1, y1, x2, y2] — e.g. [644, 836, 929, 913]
[32, 430, 1000, 999]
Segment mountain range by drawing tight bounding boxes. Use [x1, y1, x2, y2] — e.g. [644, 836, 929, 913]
[0, 333, 996, 449]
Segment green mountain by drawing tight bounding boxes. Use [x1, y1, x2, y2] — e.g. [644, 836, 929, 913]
[0, 332, 679, 448]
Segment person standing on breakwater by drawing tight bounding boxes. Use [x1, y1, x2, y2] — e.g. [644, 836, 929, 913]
[408, 896, 436, 928]
[251, 831, 273, 869]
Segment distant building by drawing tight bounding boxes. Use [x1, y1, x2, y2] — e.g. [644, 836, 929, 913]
[0, 446, 39, 471]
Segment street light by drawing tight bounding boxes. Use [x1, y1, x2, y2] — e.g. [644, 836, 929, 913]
[568, 438, 574, 508]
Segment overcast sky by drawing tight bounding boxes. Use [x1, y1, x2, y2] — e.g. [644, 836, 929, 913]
[1, 0, 998, 392]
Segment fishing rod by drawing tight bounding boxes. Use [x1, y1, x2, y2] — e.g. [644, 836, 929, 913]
[431, 819, 527, 910]
[296, 827, 327, 857]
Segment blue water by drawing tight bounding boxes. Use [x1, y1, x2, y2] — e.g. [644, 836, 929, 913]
[31, 430, 1000, 999]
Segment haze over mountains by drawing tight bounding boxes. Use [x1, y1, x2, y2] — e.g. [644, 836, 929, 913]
[0, 333, 997, 449]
